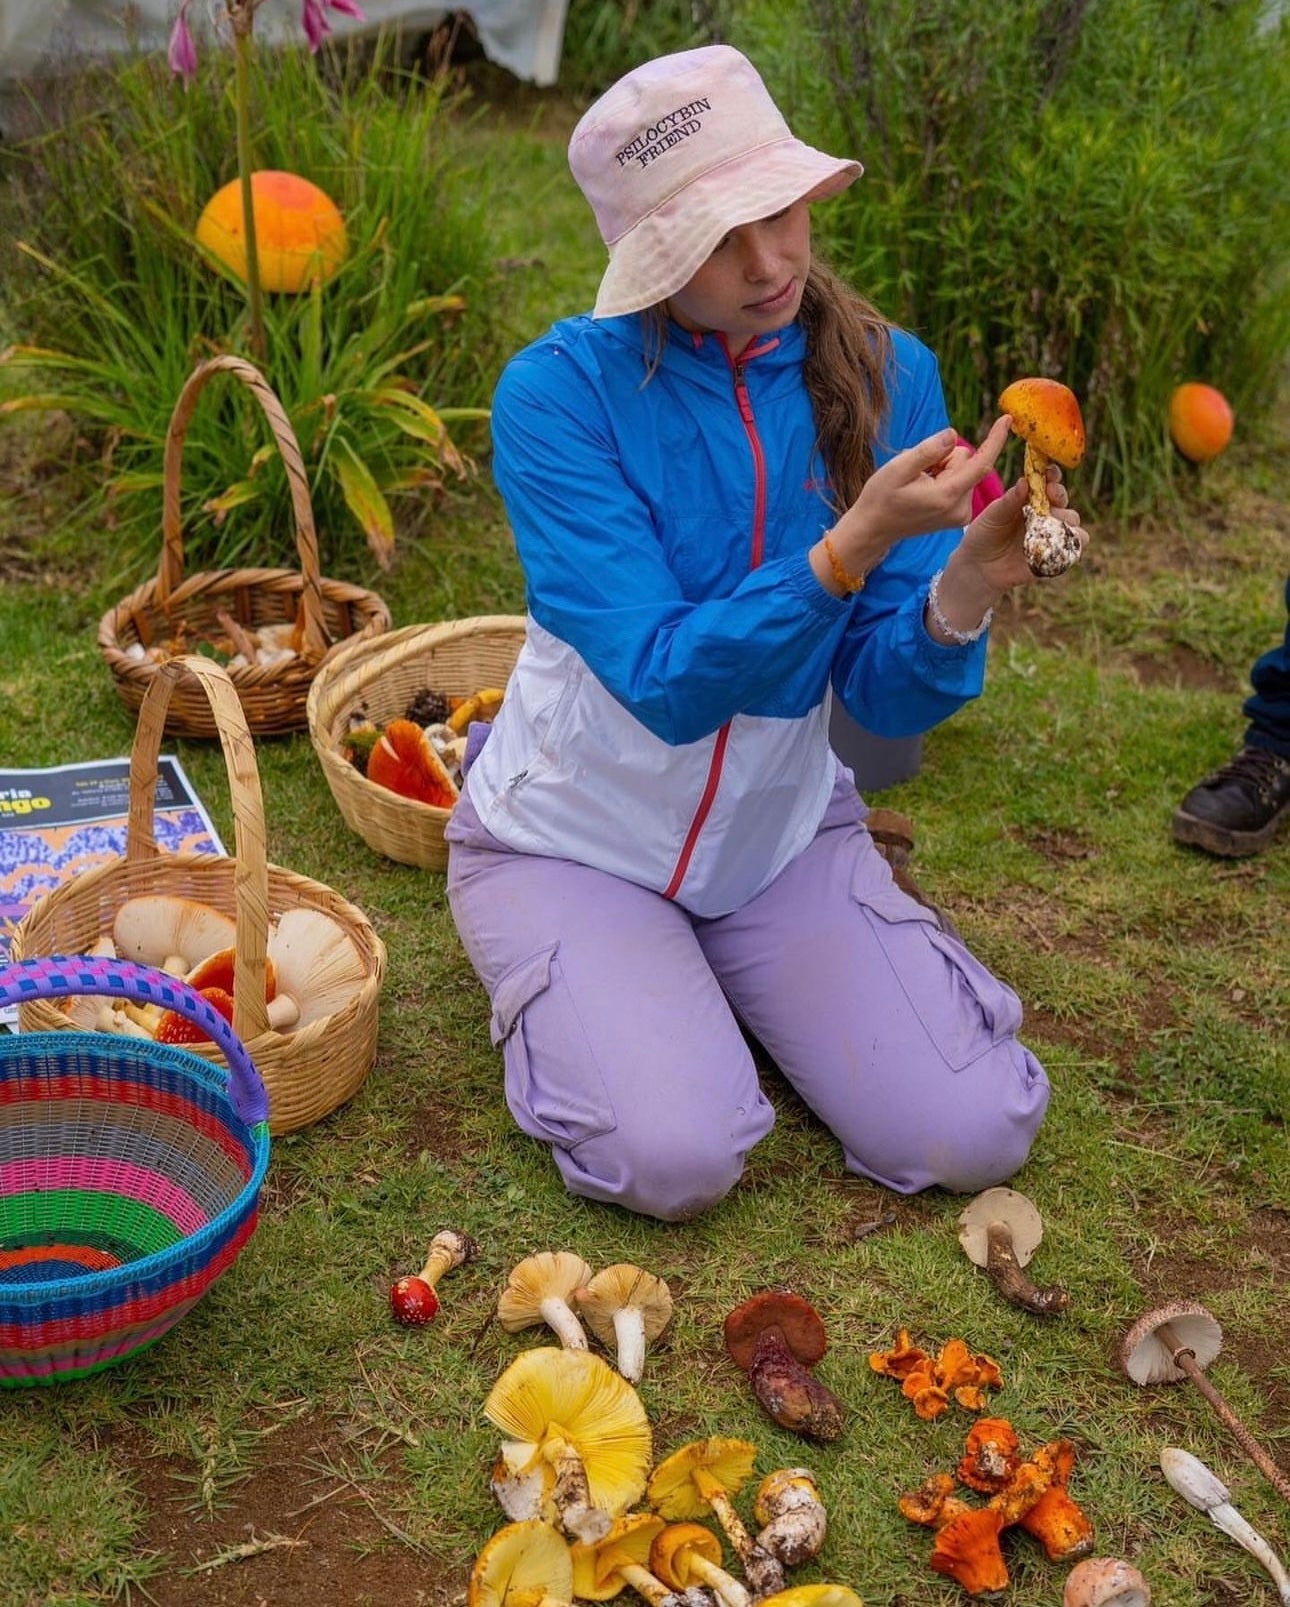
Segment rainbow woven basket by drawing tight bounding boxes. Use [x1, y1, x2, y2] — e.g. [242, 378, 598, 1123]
[0, 955, 271, 1387]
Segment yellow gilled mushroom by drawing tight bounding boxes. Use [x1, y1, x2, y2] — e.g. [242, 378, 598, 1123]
[484, 1347, 652, 1545]
[497, 1251, 593, 1350]
[648, 1438, 785, 1600]
[753, 1468, 827, 1569]
[651, 1521, 751, 1607]
[570, 1513, 694, 1607]
[469, 1518, 574, 1607]
[997, 376, 1086, 578]
[756, 1589, 865, 1607]
[575, 1263, 674, 1383]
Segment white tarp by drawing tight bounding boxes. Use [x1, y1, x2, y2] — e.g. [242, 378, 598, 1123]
[0, 1, 569, 86]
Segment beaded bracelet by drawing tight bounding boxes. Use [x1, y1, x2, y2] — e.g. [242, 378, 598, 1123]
[823, 531, 867, 595]
[926, 568, 993, 645]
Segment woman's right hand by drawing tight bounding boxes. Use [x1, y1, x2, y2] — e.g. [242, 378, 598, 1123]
[820, 419, 1014, 588]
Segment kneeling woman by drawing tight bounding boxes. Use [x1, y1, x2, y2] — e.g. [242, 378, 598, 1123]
[446, 45, 1087, 1221]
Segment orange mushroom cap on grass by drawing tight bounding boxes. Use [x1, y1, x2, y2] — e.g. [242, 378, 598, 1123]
[196, 170, 347, 293]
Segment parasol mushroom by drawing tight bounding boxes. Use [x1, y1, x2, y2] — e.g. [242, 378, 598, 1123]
[1062, 1558, 1152, 1607]
[575, 1263, 674, 1383]
[723, 1291, 845, 1441]
[957, 1188, 1070, 1316]
[648, 1438, 786, 1601]
[1159, 1446, 1290, 1604]
[752, 1469, 827, 1569]
[651, 1522, 751, 1607]
[997, 376, 1086, 577]
[570, 1513, 703, 1607]
[484, 1347, 651, 1544]
[468, 1518, 575, 1607]
[1119, 1301, 1290, 1502]
[389, 1228, 479, 1325]
[497, 1252, 593, 1350]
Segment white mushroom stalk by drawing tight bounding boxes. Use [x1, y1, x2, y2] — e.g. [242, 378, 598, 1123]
[1160, 1447, 1290, 1605]
[497, 1252, 593, 1350]
[575, 1264, 674, 1384]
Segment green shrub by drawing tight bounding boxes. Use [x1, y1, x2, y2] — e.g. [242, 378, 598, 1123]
[729, 0, 1290, 514]
[0, 36, 502, 580]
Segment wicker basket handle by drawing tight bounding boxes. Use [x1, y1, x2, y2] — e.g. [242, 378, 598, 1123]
[157, 354, 329, 659]
[0, 955, 270, 1126]
[128, 655, 272, 1048]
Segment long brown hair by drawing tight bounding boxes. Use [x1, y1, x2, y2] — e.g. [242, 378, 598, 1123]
[799, 259, 892, 514]
[642, 257, 892, 515]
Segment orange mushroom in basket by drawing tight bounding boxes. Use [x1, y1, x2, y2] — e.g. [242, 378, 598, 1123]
[366, 718, 461, 808]
[998, 377, 1086, 578]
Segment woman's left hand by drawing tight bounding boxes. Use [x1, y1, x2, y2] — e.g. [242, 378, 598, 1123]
[956, 463, 1090, 591]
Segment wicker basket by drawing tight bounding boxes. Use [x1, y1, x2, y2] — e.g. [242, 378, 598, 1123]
[0, 954, 271, 1387]
[98, 354, 392, 739]
[306, 615, 527, 871]
[11, 655, 387, 1135]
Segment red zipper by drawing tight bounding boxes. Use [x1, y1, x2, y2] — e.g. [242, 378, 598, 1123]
[661, 336, 776, 902]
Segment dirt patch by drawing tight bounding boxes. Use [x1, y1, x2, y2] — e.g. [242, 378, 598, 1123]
[118, 1412, 469, 1607]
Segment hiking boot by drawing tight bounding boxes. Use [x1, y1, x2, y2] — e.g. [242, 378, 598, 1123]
[865, 807, 963, 941]
[1171, 745, 1290, 857]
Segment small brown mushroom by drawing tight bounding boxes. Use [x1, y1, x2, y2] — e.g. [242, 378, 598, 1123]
[1062, 1557, 1152, 1607]
[1120, 1302, 1290, 1502]
[957, 1188, 1070, 1315]
[575, 1263, 674, 1383]
[723, 1291, 845, 1442]
[497, 1252, 592, 1350]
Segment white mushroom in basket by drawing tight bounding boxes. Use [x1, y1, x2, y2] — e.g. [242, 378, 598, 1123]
[264, 907, 368, 1030]
[111, 895, 236, 977]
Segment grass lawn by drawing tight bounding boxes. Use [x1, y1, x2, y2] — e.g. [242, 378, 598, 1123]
[1, 64, 1287, 1607]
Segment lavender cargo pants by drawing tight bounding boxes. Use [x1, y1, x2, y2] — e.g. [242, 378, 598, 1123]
[446, 769, 1049, 1222]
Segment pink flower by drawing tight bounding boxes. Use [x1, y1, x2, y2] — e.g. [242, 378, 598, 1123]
[167, 0, 199, 82]
[300, 0, 331, 51]
[327, 0, 366, 17]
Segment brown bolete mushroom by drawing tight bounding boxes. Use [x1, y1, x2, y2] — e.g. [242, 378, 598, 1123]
[1119, 1301, 1290, 1502]
[723, 1291, 845, 1442]
[497, 1252, 593, 1350]
[389, 1228, 478, 1326]
[483, 1347, 651, 1545]
[957, 1187, 1070, 1316]
[998, 376, 1086, 577]
[650, 1522, 751, 1607]
[752, 1468, 827, 1569]
[648, 1437, 786, 1601]
[469, 1518, 575, 1607]
[1062, 1557, 1152, 1607]
[575, 1263, 674, 1383]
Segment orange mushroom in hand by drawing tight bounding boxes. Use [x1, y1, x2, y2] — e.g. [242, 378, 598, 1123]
[998, 377, 1086, 577]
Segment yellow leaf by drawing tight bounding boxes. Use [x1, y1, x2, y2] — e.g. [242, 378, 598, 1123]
[333, 443, 396, 569]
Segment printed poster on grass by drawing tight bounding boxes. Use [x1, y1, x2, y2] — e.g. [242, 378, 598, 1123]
[0, 755, 226, 1026]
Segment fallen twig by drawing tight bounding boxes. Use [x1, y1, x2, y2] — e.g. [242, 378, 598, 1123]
[188, 1532, 303, 1573]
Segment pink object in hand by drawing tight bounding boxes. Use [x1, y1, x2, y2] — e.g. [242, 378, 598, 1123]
[957, 435, 1007, 519]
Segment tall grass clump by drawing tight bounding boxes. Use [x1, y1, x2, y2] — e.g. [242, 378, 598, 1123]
[0, 35, 504, 580]
[729, 0, 1290, 515]
[558, 0, 727, 100]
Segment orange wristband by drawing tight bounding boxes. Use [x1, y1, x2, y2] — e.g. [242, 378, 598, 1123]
[823, 531, 867, 595]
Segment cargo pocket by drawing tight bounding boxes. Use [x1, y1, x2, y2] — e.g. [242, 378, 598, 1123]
[850, 853, 1023, 1072]
[490, 944, 618, 1149]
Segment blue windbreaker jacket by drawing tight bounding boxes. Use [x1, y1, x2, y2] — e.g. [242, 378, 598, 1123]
[453, 310, 989, 916]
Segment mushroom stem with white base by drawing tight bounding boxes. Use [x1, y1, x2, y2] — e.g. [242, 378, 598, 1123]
[1160, 1447, 1290, 1604]
[1120, 1302, 1290, 1503]
[998, 376, 1087, 578]
[752, 1469, 827, 1569]
[957, 1188, 1069, 1316]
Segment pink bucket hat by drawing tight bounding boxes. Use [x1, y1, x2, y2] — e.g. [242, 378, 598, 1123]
[569, 45, 862, 319]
